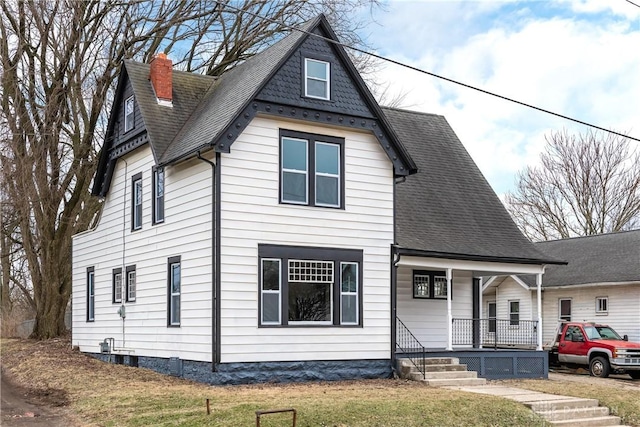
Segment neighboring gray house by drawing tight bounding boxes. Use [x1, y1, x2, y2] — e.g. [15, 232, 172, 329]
[484, 230, 640, 345]
[72, 15, 561, 384]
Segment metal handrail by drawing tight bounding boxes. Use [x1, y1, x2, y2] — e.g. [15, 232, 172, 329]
[396, 316, 426, 380]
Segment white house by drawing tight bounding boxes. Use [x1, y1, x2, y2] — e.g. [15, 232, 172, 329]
[72, 15, 561, 384]
[484, 230, 640, 346]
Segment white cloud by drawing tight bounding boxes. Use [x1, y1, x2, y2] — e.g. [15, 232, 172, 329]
[368, 2, 640, 194]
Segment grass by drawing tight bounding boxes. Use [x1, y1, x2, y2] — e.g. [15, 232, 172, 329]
[1, 338, 638, 426]
[506, 378, 640, 427]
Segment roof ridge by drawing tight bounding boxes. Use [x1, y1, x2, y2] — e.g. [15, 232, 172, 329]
[536, 229, 640, 244]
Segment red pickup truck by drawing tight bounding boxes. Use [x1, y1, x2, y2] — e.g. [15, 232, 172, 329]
[548, 322, 640, 379]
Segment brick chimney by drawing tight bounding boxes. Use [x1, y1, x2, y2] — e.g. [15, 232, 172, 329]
[149, 53, 172, 106]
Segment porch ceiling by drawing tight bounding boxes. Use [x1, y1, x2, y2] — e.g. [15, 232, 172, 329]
[396, 255, 546, 276]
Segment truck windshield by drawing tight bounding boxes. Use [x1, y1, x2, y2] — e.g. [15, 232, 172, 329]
[584, 326, 623, 340]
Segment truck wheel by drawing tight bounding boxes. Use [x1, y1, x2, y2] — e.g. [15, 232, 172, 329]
[589, 356, 610, 378]
[629, 372, 640, 380]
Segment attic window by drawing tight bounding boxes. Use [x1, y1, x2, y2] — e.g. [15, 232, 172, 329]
[124, 96, 135, 132]
[304, 58, 330, 100]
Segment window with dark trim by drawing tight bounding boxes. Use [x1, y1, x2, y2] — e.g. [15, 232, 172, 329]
[87, 267, 95, 322]
[595, 296, 608, 314]
[167, 256, 181, 326]
[112, 268, 123, 303]
[131, 172, 142, 231]
[124, 96, 135, 132]
[559, 298, 571, 321]
[258, 244, 362, 327]
[412, 270, 449, 299]
[280, 129, 344, 208]
[126, 265, 136, 302]
[509, 300, 520, 326]
[304, 58, 330, 100]
[152, 166, 164, 224]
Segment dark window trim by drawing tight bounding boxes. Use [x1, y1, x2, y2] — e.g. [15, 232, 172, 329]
[257, 244, 363, 328]
[124, 95, 135, 133]
[509, 299, 520, 326]
[131, 172, 142, 231]
[125, 265, 136, 302]
[87, 267, 95, 322]
[112, 267, 123, 304]
[279, 129, 345, 209]
[412, 270, 451, 300]
[152, 166, 165, 225]
[167, 256, 181, 327]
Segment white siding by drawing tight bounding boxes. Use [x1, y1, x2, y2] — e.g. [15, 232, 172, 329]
[541, 284, 640, 344]
[494, 277, 534, 321]
[218, 116, 394, 363]
[72, 145, 213, 361]
[396, 267, 473, 348]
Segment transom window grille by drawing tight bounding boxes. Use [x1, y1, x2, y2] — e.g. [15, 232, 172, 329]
[433, 276, 447, 298]
[288, 260, 333, 283]
[414, 274, 430, 297]
[413, 270, 450, 300]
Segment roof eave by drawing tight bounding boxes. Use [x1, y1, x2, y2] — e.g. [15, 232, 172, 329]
[394, 246, 567, 266]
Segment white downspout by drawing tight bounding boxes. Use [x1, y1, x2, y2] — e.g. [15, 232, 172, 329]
[446, 268, 453, 351]
[537, 273, 543, 351]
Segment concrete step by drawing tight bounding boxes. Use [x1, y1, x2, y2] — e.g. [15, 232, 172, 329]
[537, 406, 610, 421]
[409, 371, 478, 381]
[525, 398, 600, 412]
[399, 357, 460, 368]
[421, 377, 487, 387]
[545, 416, 622, 427]
[399, 363, 467, 376]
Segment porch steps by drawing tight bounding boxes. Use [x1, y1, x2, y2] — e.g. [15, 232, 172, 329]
[397, 357, 486, 387]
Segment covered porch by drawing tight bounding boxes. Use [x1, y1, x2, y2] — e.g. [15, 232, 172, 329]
[392, 252, 548, 379]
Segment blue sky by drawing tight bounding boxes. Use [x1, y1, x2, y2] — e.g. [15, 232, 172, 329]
[356, 0, 640, 195]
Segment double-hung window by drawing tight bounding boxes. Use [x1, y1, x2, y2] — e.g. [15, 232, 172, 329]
[113, 268, 123, 303]
[280, 130, 343, 208]
[152, 167, 164, 224]
[126, 265, 136, 302]
[595, 297, 608, 314]
[412, 270, 449, 299]
[559, 298, 572, 321]
[304, 58, 330, 100]
[87, 267, 95, 322]
[168, 256, 181, 326]
[124, 96, 135, 132]
[131, 172, 142, 231]
[259, 245, 361, 327]
[509, 300, 520, 326]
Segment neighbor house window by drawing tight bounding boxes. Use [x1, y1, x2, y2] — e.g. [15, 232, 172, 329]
[509, 300, 520, 326]
[559, 298, 572, 321]
[152, 167, 164, 224]
[412, 270, 449, 299]
[113, 268, 123, 303]
[126, 265, 136, 302]
[87, 267, 95, 322]
[304, 58, 330, 100]
[124, 96, 135, 132]
[596, 297, 608, 314]
[131, 172, 142, 231]
[258, 244, 362, 327]
[280, 130, 343, 208]
[168, 256, 181, 326]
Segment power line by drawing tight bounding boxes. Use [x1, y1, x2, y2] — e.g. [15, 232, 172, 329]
[624, 0, 640, 9]
[218, 3, 640, 143]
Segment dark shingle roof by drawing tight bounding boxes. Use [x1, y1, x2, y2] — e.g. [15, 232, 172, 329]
[384, 107, 561, 264]
[159, 18, 316, 164]
[124, 61, 215, 162]
[533, 230, 640, 287]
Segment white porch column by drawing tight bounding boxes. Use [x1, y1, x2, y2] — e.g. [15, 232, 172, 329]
[536, 273, 543, 351]
[446, 268, 453, 351]
[478, 276, 483, 349]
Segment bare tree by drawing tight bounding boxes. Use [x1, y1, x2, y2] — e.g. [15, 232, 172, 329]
[0, 0, 378, 339]
[506, 129, 640, 242]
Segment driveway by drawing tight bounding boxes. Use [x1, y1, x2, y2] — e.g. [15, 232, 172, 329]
[549, 371, 640, 391]
[1, 372, 77, 427]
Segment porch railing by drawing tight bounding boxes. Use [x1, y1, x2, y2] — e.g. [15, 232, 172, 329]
[453, 318, 538, 349]
[396, 316, 426, 379]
